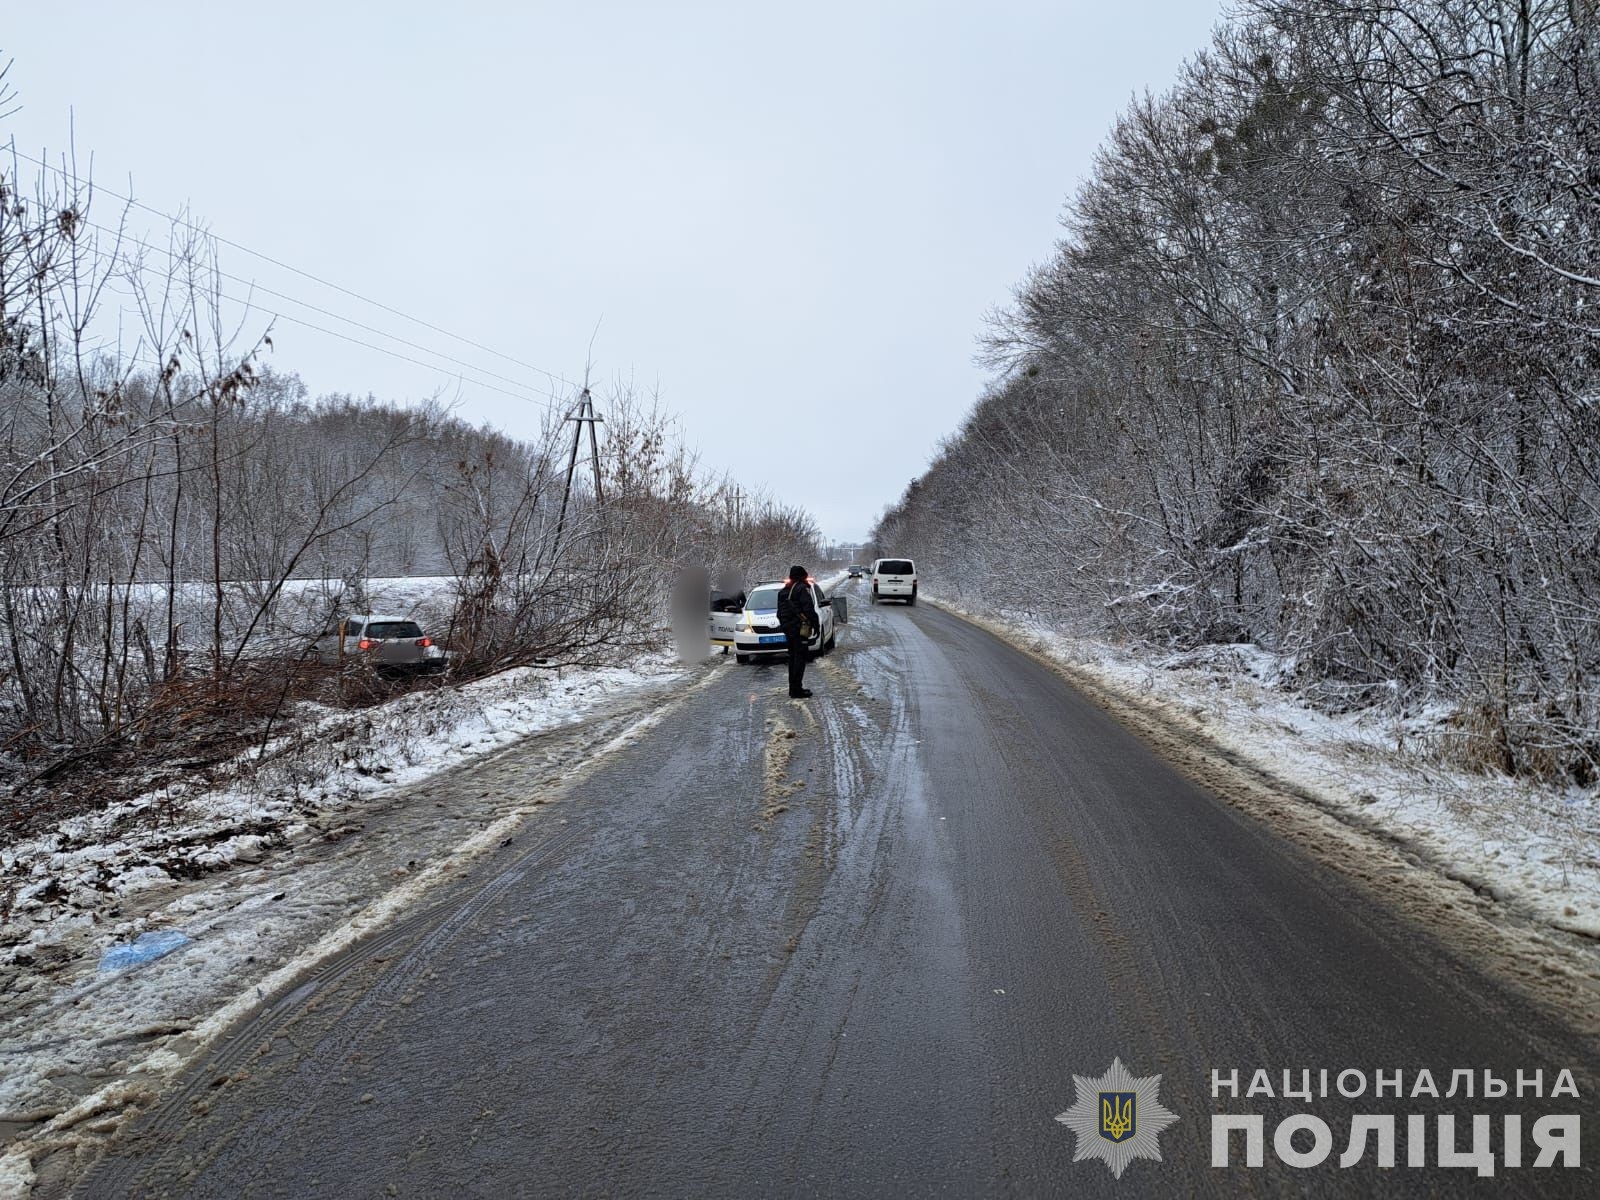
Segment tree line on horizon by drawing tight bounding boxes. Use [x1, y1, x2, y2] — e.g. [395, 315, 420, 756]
[0, 140, 818, 816]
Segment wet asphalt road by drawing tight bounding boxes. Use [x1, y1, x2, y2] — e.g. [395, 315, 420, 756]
[81, 586, 1598, 1197]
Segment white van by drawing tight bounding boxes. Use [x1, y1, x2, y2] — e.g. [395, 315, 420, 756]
[870, 558, 917, 605]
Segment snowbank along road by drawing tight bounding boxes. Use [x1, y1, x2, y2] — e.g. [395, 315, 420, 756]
[70, 580, 1600, 1196]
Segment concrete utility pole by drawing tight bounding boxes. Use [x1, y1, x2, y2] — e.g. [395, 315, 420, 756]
[555, 387, 605, 552]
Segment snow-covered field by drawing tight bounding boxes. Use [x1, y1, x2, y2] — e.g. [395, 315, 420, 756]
[932, 599, 1600, 943]
[0, 652, 684, 1193]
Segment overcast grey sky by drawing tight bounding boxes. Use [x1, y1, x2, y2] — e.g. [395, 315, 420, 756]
[5, 1, 1224, 543]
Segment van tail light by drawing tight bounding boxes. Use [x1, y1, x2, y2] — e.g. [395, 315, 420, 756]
[416, 637, 432, 648]
[358, 639, 374, 651]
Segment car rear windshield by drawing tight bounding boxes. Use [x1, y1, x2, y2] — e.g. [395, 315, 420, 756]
[365, 621, 424, 639]
[877, 560, 914, 575]
[747, 587, 781, 610]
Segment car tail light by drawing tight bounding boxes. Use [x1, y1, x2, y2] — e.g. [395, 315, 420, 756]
[415, 637, 432, 647]
[358, 639, 374, 651]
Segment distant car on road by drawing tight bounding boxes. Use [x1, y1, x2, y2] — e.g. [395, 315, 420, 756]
[847, 566, 864, 578]
[315, 614, 445, 674]
[870, 558, 917, 605]
[733, 579, 839, 663]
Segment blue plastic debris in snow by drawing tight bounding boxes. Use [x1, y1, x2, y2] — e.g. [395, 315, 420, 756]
[98, 929, 190, 972]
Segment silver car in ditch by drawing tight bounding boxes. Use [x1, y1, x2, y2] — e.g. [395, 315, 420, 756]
[314, 613, 445, 674]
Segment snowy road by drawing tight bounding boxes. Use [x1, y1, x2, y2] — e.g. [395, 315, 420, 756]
[75, 584, 1599, 1196]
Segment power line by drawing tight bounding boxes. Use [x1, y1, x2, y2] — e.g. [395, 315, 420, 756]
[101, 299, 562, 412]
[49, 325, 553, 418]
[221, 299, 566, 409]
[7, 141, 575, 391]
[75, 239, 573, 410]
[82, 216, 569, 406]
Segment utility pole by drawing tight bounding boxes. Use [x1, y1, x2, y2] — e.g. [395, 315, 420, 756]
[554, 387, 605, 552]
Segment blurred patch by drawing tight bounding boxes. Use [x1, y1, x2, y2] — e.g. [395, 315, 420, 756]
[671, 566, 712, 665]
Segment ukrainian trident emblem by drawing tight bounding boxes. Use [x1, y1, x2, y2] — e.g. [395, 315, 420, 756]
[1056, 1058, 1178, 1178]
[1100, 1091, 1136, 1143]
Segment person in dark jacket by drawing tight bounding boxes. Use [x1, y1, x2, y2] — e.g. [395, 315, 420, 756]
[776, 564, 818, 699]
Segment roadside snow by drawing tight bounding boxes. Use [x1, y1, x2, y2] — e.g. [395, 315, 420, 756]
[934, 600, 1600, 943]
[0, 654, 683, 1162]
[3, 658, 676, 940]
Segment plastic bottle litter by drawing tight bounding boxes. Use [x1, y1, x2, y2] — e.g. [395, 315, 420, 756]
[98, 929, 190, 972]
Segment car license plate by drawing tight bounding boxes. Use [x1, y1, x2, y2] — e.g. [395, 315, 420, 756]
[758, 634, 784, 644]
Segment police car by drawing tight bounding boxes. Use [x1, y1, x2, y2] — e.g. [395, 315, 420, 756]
[733, 578, 839, 664]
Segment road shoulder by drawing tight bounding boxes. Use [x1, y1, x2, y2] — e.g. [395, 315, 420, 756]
[923, 598, 1600, 1046]
[0, 660, 716, 1198]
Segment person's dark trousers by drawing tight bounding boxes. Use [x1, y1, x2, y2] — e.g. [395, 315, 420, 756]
[785, 631, 808, 696]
